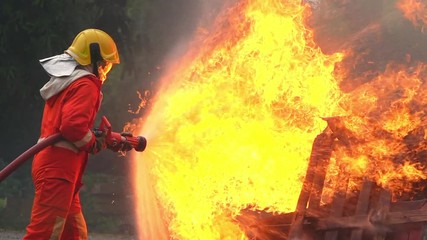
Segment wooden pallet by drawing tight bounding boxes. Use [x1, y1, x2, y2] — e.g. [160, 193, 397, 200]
[237, 118, 427, 240]
[285, 119, 427, 240]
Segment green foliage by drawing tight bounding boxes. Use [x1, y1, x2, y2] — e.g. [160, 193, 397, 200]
[0, 159, 33, 198]
[0, 177, 28, 197]
[0, 197, 7, 210]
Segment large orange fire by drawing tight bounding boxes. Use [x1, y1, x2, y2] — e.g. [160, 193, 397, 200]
[132, 0, 427, 239]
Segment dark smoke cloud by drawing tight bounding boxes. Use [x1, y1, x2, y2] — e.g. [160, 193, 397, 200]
[145, 0, 235, 66]
[308, 0, 427, 92]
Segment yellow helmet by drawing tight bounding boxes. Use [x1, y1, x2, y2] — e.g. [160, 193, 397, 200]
[65, 29, 120, 66]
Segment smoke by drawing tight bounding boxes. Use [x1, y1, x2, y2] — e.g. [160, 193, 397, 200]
[308, 0, 427, 92]
[145, 0, 236, 66]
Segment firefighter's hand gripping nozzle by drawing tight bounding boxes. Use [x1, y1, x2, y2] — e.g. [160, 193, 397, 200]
[94, 116, 147, 152]
[0, 116, 146, 182]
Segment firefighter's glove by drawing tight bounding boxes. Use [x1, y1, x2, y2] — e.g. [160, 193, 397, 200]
[107, 132, 133, 152]
[90, 129, 107, 154]
[119, 132, 133, 152]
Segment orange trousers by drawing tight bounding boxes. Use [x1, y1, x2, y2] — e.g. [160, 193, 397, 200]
[24, 146, 88, 240]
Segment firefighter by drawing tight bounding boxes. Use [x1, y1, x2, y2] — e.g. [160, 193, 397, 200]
[24, 29, 121, 240]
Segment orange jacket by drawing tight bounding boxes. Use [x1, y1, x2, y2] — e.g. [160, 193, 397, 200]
[33, 75, 102, 179]
[41, 75, 101, 150]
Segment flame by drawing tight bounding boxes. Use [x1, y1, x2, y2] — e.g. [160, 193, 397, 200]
[397, 0, 427, 28]
[322, 64, 427, 199]
[133, 0, 342, 239]
[132, 0, 427, 239]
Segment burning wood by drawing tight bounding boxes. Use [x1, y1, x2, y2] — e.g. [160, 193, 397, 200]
[236, 116, 427, 239]
[132, 0, 427, 239]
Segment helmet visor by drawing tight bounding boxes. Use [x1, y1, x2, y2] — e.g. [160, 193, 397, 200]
[98, 61, 113, 81]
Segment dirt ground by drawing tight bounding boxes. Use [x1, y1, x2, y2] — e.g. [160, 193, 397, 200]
[0, 229, 136, 240]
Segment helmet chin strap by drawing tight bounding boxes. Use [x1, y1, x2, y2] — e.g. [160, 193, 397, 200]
[89, 43, 102, 78]
[82, 64, 93, 74]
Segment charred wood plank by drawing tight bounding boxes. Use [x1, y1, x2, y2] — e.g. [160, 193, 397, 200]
[324, 168, 350, 240]
[350, 180, 374, 240]
[315, 207, 427, 231]
[373, 189, 391, 240]
[288, 127, 335, 239]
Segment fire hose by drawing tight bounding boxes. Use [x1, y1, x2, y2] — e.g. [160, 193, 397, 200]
[0, 116, 147, 183]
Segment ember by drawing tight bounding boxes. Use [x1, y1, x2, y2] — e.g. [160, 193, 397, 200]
[132, 0, 427, 239]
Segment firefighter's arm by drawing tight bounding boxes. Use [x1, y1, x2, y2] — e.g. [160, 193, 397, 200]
[60, 78, 101, 153]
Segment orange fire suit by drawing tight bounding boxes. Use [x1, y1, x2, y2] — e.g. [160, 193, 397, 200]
[24, 74, 102, 240]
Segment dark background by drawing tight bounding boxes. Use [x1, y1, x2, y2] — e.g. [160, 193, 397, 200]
[0, 0, 219, 235]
